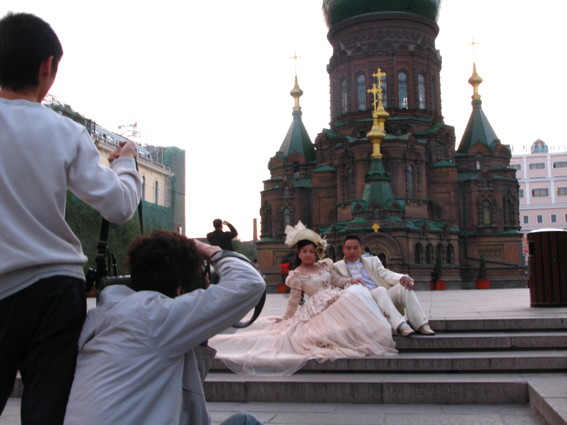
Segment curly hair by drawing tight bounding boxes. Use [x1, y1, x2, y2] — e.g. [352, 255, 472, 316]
[126, 230, 205, 298]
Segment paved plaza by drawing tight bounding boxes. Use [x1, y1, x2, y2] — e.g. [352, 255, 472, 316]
[0, 397, 547, 425]
[2, 288, 565, 424]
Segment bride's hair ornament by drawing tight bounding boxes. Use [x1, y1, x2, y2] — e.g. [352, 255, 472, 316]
[284, 221, 328, 260]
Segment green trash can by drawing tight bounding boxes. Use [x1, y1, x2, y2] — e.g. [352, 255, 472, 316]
[527, 229, 567, 307]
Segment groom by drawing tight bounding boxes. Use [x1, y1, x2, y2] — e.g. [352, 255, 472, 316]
[334, 235, 434, 336]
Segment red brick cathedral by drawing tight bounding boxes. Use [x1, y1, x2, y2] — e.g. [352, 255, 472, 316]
[258, 0, 526, 291]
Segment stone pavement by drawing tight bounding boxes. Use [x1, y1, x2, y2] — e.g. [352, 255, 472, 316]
[3, 288, 565, 425]
[0, 398, 546, 425]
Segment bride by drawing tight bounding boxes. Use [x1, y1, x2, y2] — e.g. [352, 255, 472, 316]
[210, 222, 397, 375]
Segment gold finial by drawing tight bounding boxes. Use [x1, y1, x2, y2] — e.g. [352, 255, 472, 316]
[467, 39, 483, 101]
[290, 53, 303, 111]
[366, 68, 390, 158]
[372, 223, 381, 232]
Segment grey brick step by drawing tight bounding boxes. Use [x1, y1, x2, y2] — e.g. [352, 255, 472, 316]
[210, 350, 567, 373]
[204, 373, 529, 404]
[394, 331, 567, 351]
[429, 317, 567, 332]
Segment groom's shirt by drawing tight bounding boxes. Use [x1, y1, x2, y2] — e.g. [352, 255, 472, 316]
[345, 259, 377, 290]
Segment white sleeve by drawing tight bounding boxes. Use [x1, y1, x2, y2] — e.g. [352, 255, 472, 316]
[372, 257, 405, 285]
[67, 129, 141, 223]
[144, 256, 266, 358]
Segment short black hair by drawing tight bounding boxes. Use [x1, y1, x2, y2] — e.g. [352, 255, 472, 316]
[213, 219, 222, 229]
[364, 247, 371, 253]
[344, 234, 362, 245]
[0, 12, 63, 91]
[127, 231, 205, 298]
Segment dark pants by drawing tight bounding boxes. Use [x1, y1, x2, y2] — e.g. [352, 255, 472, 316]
[0, 276, 86, 425]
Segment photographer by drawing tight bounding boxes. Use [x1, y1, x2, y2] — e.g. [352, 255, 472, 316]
[0, 12, 141, 424]
[63, 231, 265, 425]
[207, 219, 238, 251]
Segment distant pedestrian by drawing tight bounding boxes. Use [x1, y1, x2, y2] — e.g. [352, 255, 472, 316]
[207, 219, 238, 251]
[362, 247, 374, 257]
[431, 268, 439, 291]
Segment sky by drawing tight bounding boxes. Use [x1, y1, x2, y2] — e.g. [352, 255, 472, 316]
[3, 0, 567, 240]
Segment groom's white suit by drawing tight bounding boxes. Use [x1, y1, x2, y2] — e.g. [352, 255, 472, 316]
[334, 255, 431, 333]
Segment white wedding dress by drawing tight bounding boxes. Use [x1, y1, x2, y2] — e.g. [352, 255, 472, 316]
[210, 259, 397, 375]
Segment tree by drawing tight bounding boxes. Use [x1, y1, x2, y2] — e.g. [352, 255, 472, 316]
[65, 191, 163, 275]
[232, 239, 258, 262]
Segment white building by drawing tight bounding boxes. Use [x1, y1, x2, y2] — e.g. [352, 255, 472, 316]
[511, 139, 567, 233]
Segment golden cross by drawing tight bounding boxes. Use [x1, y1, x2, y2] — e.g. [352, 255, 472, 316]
[291, 52, 301, 76]
[372, 68, 387, 92]
[468, 38, 479, 63]
[372, 223, 381, 233]
[367, 83, 380, 112]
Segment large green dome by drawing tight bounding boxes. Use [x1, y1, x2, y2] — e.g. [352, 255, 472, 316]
[322, 0, 441, 29]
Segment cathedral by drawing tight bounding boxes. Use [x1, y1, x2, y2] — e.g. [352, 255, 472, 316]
[257, 0, 526, 291]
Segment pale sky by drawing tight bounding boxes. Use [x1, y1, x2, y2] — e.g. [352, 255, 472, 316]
[3, 1, 566, 240]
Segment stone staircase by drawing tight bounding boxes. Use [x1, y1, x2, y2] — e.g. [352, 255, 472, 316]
[204, 317, 567, 425]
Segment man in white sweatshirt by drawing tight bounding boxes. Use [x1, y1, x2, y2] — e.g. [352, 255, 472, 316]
[0, 12, 141, 425]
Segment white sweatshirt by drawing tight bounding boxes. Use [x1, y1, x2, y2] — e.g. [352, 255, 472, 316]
[0, 98, 141, 300]
[63, 256, 266, 425]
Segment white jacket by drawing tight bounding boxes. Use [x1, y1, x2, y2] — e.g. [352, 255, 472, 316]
[63, 256, 265, 425]
[334, 256, 404, 289]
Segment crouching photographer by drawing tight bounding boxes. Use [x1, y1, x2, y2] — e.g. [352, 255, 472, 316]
[63, 231, 265, 425]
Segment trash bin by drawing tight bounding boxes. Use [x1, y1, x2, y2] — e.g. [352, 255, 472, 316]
[527, 229, 567, 307]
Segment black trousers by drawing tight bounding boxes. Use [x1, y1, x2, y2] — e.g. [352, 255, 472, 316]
[0, 276, 86, 425]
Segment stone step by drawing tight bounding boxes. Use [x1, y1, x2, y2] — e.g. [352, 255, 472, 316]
[429, 317, 567, 332]
[210, 350, 567, 373]
[204, 373, 529, 404]
[394, 331, 567, 351]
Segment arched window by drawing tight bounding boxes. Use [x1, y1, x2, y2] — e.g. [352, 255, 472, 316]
[407, 165, 415, 198]
[476, 153, 484, 170]
[377, 73, 387, 108]
[425, 244, 433, 264]
[504, 198, 515, 226]
[141, 175, 146, 201]
[329, 246, 336, 261]
[483, 200, 491, 225]
[446, 244, 454, 264]
[340, 78, 348, 114]
[283, 208, 291, 228]
[283, 186, 290, 197]
[436, 244, 444, 264]
[418, 74, 426, 110]
[356, 74, 367, 111]
[373, 207, 380, 220]
[398, 72, 408, 109]
[260, 202, 272, 238]
[346, 167, 353, 200]
[293, 161, 300, 178]
[154, 180, 159, 204]
[482, 177, 488, 188]
[414, 244, 422, 264]
[431, 78, 436, 111]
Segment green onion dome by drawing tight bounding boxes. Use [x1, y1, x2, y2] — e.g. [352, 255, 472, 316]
[322, 0, 441, 29]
